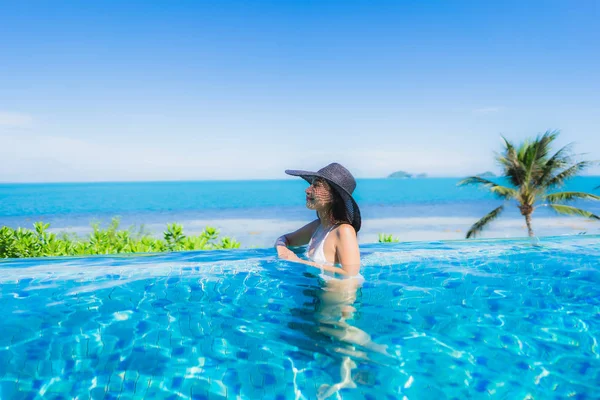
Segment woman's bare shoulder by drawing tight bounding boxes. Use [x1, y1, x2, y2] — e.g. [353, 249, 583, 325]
[333, 223, 357, 237]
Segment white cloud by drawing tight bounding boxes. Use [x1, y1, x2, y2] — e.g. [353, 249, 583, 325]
[0, 134, 489, 182]
[0, 111, 33, 128]
[0, 134, 302, 182]
[473, 107, 504, 115]
[1, 132, 597, 182]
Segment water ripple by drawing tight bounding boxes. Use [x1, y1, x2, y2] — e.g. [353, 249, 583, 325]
[0, 236, 599, 399]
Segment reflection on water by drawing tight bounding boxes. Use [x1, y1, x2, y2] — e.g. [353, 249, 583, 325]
[1, 237, 599, 399]
[285, 273, 392, 399]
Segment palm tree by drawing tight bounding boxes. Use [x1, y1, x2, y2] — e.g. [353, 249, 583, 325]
[459, 130, 600, 238]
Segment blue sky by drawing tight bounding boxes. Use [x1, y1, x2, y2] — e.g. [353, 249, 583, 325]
[1, 0, 599, 182]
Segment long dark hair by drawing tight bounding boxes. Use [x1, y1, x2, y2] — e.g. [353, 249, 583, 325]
[331, 189, 350, 226]
[317, 188, 352, 228]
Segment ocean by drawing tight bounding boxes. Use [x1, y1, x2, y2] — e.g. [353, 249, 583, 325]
[1, 177, 600, 248]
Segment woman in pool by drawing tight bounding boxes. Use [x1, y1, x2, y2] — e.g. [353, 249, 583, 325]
[275, 163, 387, 399]
[274, 162, 362, 278]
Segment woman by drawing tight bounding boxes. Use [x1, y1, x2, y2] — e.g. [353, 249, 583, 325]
[274, 162, 363, 279]
[275, 163, 379, 399]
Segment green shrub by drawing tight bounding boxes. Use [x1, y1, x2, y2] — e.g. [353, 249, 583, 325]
[0, 217, 241, 259]
[378, 233, 400, 243]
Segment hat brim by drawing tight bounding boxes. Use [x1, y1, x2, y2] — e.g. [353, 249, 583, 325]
[285, 169, 362, 233]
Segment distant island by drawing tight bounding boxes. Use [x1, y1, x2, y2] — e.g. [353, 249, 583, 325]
[477, 171, 497, 177]
[388, 171, 428, 179]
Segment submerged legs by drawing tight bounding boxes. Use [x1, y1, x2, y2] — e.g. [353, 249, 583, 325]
[317, 357, 358, 400]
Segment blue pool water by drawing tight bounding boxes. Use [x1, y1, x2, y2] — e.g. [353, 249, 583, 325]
[1, 236, 599, 399]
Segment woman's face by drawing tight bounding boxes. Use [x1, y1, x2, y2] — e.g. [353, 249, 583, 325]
[305, 178, 334, 211]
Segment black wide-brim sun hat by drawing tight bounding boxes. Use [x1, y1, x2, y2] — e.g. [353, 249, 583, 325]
[285, 162, 361, 233]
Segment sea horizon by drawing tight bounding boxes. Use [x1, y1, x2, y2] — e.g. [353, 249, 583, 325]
[2, 174, 600, 185]
[2, 177, 600, 248]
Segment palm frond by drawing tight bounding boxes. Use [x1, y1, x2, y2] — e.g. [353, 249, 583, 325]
[520, 130, 559, 188]
[544, 191, 600, 203]
[516, 139, 531, 164]
[501, 135, 515, 154]
[548, 204, 600, 220]
[458, 176, 517, 200]
[535, 130, 560, 162]
[545, 161, 592, 188]
[497, 136, 526, 187]
[537, 143, 574, 186]
[466, 205, 505, 238]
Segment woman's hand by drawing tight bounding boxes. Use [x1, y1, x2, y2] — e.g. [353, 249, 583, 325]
[277, 247, 351, 277]
[277, 246, 301, 261]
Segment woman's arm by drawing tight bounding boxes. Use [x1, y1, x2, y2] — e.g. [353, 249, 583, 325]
[275, 219, 320, 248]
[334, 224, 361, 276]
[275, 219, 320, 260]
[280, 254, 356, 277]
[280, 224, 361, 277]
[276, 219, 320, 247]
[290, 259, 353, 276]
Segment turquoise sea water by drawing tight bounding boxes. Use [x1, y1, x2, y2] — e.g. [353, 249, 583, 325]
[2, 177, 600, 246]
[1, 235, 599, 399]
[2, 177, 599, 217]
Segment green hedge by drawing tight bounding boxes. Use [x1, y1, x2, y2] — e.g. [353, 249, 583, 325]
[0, 218, 240, 258]
[378, 233, 400, 243]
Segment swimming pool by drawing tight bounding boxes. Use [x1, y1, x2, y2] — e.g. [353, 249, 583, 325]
[1, 236, 599, 399]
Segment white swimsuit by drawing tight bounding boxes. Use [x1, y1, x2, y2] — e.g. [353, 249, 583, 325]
[305, 224, 365, 283]
[306, 224, 336, 265]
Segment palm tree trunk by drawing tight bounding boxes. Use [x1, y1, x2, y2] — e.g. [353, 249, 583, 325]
[519, 203, 535, 237]
[524, 213, 534, 237]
